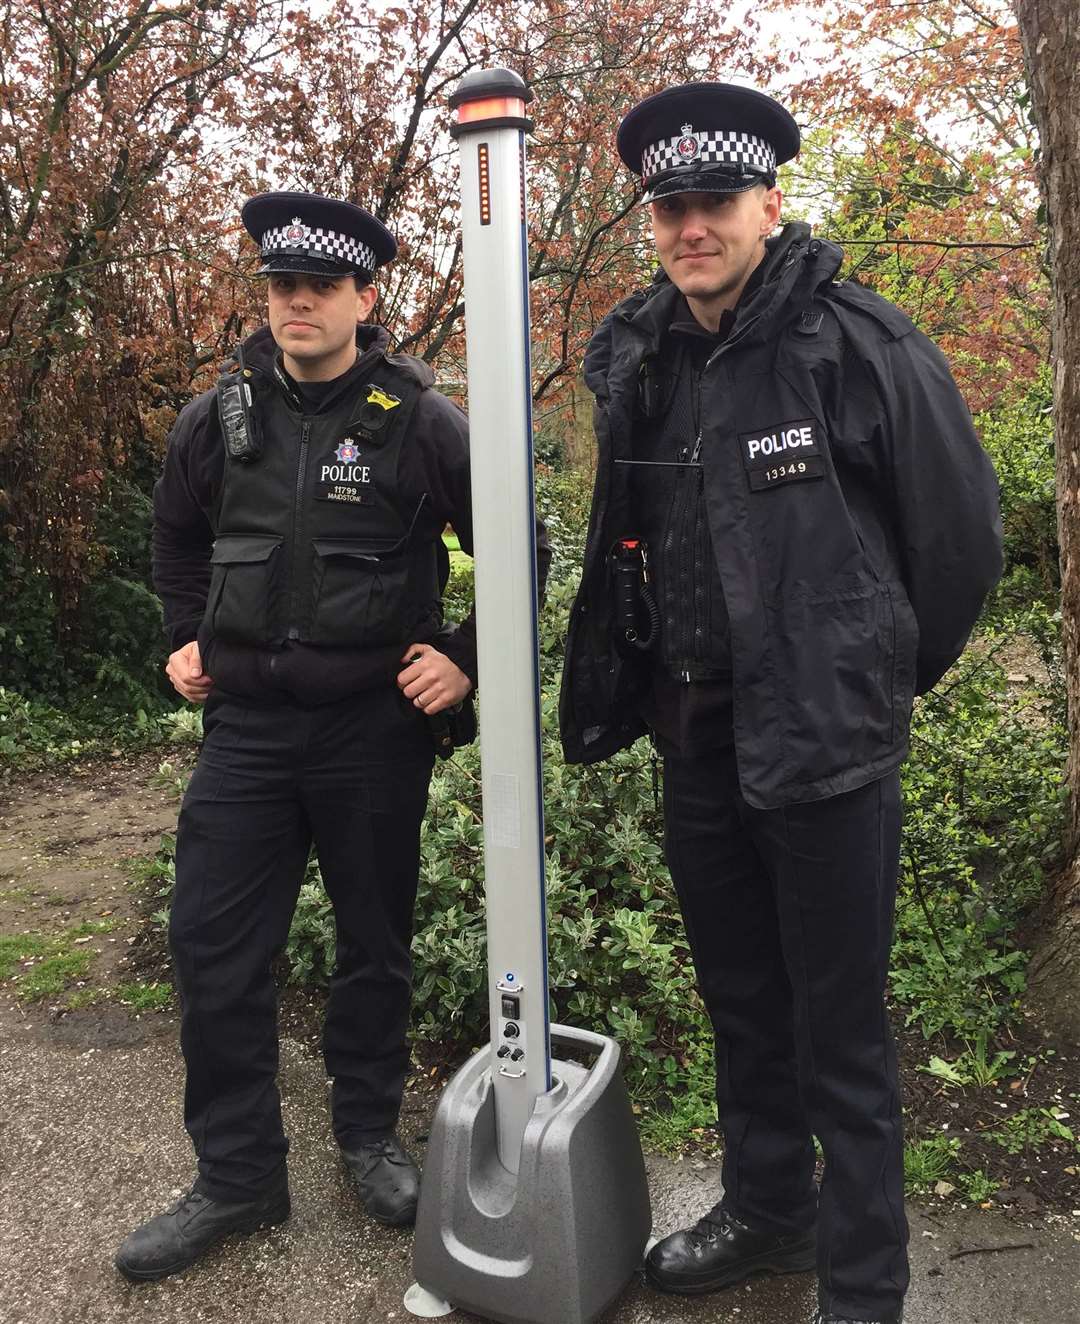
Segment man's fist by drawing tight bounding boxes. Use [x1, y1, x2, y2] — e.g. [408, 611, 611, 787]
[165, 640, 213, 705]
[397, 643, 473, 716]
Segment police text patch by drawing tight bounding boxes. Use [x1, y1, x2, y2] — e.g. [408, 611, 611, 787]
[316, 447, 373, 505]
[738, 418, 824, 491]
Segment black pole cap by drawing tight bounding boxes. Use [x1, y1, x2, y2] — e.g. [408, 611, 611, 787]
[449, 67, 533, 109]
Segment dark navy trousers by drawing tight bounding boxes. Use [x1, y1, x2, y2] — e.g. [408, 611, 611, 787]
[663, 748, 909, 1320]
[169, 687, 434, 1203]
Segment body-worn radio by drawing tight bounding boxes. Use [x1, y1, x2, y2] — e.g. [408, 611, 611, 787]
[216, 346, 263, 463]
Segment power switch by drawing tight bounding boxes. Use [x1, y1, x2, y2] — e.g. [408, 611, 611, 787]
[500, 994, 520, 1019]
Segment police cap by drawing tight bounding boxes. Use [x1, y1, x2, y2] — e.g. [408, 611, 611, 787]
[617, 82, 800, 201]
[241, 192, 397, 281]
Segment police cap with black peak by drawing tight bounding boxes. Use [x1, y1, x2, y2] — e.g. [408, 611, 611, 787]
[617, 82, 800, 202]
[241, 192, 397, 281]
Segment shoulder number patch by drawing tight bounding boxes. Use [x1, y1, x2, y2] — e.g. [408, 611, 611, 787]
[738, 417, 825, 492]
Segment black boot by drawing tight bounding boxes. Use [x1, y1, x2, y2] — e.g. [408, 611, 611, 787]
[646, 1203, 816, 1295]
[340, 1133, 420, 1226]
[115, 1173, 290, 1282]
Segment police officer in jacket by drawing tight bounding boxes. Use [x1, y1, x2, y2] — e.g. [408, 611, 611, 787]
[117, 193, 549, 1280]
[559, 86, 1002, 1324]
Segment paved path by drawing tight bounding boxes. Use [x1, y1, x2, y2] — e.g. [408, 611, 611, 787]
[3, 1019, 1078, 1324]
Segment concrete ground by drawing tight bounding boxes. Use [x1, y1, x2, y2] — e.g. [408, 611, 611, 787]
[3, 1016, 1078, 1324]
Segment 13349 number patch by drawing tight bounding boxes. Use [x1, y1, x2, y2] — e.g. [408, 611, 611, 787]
[738, 417, 825, 491]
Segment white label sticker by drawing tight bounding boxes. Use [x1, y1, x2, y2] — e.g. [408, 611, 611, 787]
[488, 773, 521, 850]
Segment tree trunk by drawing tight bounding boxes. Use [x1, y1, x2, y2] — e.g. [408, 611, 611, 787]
[1015, 0, 1080, 1038]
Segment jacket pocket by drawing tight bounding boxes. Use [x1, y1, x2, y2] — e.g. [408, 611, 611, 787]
[206, 534, 283, 646]
[766, 577, 894, 785]
[309, 537, 411, 648]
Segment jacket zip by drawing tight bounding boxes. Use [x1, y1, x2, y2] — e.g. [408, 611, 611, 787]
[287, 418, 312, 640]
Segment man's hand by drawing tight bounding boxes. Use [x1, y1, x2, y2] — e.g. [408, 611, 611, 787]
[165, 640, 213, 705]
[397, 643, 473, 716]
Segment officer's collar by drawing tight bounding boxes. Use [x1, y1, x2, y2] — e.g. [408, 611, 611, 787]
[269, 324, 390, 414]
[626, 221, 833, 333]
[236, 321, 390, 376]
[668, 255, 767, 341]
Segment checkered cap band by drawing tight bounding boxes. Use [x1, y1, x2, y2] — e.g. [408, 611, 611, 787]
[260, 223, 377, 274]
[641, 130, 776, 182]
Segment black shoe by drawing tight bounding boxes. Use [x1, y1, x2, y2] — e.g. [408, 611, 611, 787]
[646, 1203, 816, 1295]
[115, 1175, 290, 1282]
[811, 1312, 903, 1324]
[340, 1133, 420, 1226]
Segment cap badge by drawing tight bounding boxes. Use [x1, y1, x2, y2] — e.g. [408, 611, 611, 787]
[675, 123, 700, 160]
[284, 217, 309, 245]
[334, 441, 360, 464]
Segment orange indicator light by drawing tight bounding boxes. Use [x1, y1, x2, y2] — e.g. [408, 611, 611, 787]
[478, 143, 492, 225]
[456, 96, 527, 126]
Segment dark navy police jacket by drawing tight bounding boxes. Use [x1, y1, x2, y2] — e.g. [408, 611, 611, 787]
[559, 223, 1003, 808]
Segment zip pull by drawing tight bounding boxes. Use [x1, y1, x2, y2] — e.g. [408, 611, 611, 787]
[690, 429, 704, 465]
[650, 745, 660, 811]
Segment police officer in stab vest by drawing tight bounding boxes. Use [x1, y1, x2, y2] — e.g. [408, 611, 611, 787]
[559, 86, 1002, 1324]
[117, 193, 550, 1280]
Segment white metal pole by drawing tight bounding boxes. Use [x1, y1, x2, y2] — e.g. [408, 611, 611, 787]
[450, 70, 550, 1174]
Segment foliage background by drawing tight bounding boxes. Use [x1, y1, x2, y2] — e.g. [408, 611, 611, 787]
[0, 0, 1043, 708]
[0, 0, 1070, 1158]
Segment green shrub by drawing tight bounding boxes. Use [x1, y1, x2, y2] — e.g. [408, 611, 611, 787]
[893, 604, 1065, 1039]
[976, 368, 1057, 598]
[0, 475, 168, 715]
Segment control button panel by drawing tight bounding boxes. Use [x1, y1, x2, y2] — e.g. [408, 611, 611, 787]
[496, 984, 526, 1066]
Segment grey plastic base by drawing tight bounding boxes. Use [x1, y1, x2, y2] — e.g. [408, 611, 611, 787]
[412, 1023, 651, 1324]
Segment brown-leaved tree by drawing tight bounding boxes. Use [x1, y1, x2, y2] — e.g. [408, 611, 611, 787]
[1015, 0, 1080, 1038]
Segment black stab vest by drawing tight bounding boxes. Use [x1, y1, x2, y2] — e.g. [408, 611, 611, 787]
[204, 358, 441, 650]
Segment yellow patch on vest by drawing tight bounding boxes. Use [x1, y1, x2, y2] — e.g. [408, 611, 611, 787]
[366, 386, 401, 411]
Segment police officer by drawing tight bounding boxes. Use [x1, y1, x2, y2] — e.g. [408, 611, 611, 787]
[117, 193, 549, 1281]
[559, 86, 1002, 1324]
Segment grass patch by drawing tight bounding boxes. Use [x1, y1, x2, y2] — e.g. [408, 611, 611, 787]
[1, 919, 117, 1001]
[0, 932, 51, 979]
[116, 980, 172, 1011]
[637, 1091, 718, 1156]
[125, 841, 175, 893]
[69, 918, 119, 938]
[19, 951, 92, 1000]
[904, 1135, 962, 1193]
